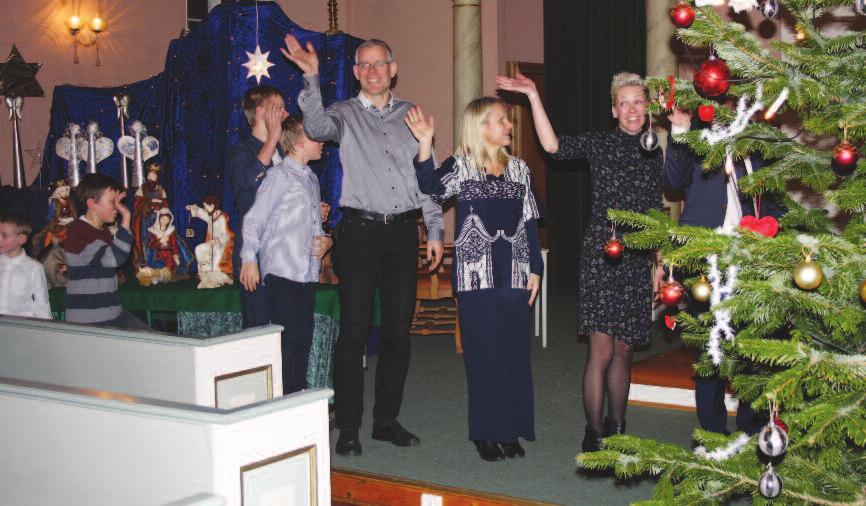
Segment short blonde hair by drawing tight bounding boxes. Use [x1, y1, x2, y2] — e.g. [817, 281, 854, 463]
[456, 97, 509, 175]
[279, 116, 305, 154]
[610, 72, 648, 104]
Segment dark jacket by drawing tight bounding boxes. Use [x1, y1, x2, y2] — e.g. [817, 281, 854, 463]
[226, 135, 283, 265]
[663, 138, 783, 228]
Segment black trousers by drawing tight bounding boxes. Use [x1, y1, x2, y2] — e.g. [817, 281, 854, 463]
[236, 255, 270, 329]
[332, 215, 418, 429]
[686, 291, 762, 434]
[265, 274, 317, 394]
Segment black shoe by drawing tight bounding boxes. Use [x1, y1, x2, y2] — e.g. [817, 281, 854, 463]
[473, 440, 505, 462]
[500, 441, 525, 458]
[371, 420, 420, 447]
[335, 428, 362, 456]
[603, 417, 626, 437]
[581, 426, 603, 452]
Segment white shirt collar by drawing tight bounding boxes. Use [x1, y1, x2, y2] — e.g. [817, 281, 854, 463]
[357, 90, 396, 112]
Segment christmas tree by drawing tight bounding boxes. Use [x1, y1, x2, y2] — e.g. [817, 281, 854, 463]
[577, 1, 866, 504]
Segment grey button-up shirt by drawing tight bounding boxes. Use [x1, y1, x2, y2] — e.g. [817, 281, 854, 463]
[297, 74, 443, 241]
[240, 156, 322, 283]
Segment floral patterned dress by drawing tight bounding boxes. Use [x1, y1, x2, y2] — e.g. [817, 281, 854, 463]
[552, 128, 662, 346]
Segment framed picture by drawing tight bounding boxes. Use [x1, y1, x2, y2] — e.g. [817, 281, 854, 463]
[214, 364, 273, 409]
[240, 446, 317, 506]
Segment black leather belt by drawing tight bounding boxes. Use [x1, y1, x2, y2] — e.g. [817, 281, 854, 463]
[341, 207, 420, 224]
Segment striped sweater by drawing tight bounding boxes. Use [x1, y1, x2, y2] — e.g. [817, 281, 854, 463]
[63, 218, 133, 324]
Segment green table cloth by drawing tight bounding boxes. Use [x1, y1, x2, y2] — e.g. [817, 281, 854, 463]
[48, 280, 381, 392]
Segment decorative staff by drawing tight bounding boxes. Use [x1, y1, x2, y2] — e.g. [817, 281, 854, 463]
[0, 45, 45, 188]
[113, 94, 129, 187]
[117, 121, 158, 188]
[55, 123, 86, 187]
[5, 96, 25, 187]
[82, 121, 114, 174]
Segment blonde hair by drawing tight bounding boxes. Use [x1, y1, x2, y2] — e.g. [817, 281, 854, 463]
[456, 96, 509, 175]
[610, 72, 648, 105]
[279, 116, 305, 154]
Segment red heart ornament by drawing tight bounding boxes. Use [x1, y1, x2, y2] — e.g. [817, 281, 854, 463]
[664, 314, 677, 330]
[739, 215, 779, 238]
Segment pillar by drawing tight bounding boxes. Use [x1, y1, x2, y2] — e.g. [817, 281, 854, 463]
[646, 0, 682, 220]
[453, 0, 483, 147]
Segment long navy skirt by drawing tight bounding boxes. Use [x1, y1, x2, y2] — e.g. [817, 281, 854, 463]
[457, 288, 535, 443]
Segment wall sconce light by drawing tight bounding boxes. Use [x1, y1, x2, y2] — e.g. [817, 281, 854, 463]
[68, 14, 107, 66]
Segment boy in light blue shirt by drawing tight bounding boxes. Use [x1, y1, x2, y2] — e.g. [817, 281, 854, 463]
[240, 116, 332, 394]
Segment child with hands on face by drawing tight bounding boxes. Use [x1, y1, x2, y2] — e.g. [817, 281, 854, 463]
[64, 173, 149, 329]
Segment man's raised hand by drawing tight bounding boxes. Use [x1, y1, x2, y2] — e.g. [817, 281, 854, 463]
[281, 33, 319, 76]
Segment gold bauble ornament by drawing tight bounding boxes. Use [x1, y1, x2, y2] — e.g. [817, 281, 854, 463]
[793, 257, 823, 290]
[691, 276, 712, 302]
[860, 279, 866, 304]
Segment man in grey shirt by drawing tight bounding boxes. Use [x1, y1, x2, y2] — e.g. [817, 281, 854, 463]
[283, 34, 443, 457]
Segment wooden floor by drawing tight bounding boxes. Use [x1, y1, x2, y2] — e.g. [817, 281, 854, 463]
[631, 345, 696, 389]
[332, 468, 559, 506]
[629, 345, 737, 414]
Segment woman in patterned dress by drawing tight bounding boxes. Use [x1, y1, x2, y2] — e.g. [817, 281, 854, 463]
[497, 72, 664, 452]
[406, 97, 544, 462]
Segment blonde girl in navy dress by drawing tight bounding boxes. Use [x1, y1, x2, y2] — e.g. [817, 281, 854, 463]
[405, 97, 544, 462]
[497, 72, 664, 453]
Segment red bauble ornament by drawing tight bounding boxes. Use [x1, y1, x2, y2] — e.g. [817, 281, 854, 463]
[773, 417, 788, 434]
[660, 281, 685, 307]
[694, 57, 731, 97]
[697, 104, 716, 122]
[832, 140, 860, 172]
[604, 238, 624, 260]
[670, 3, 696, 28]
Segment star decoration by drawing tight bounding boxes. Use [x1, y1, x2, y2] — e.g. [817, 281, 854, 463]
[0, 45, 44, 97]
[242, 45, 275, 84]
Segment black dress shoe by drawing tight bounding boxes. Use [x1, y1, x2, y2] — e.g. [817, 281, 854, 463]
[581, 426, 603, 452]
[473, 440, 505, 462]
[371, 420, 420, 447]
[335, 428, 362, 456]
[603, 417, 626, 437]
[500, 441, 525, 458]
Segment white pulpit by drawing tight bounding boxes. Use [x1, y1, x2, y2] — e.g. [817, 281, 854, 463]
[0, 377, 331, 506]
[0, 316, 283, 408]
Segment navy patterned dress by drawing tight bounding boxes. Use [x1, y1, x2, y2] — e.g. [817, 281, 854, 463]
[552, 128, 663, 346]
[415, 154, 543, 443]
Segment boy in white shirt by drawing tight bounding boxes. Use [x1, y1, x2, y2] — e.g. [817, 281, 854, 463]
[0, 212, 52, 319]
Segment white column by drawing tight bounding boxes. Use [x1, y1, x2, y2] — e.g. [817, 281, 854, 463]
[453, 0, 483, 146]
[207, 0, 221, 12]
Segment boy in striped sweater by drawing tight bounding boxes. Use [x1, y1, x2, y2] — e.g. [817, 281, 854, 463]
[64, 174, 148, 329]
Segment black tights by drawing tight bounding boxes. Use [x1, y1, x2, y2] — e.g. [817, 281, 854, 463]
[582, 332, 633, 431]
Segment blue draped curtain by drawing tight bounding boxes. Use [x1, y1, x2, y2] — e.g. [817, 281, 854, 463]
[40, 2, 360, 243]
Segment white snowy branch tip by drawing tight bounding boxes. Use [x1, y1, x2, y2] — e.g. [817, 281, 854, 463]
[707, 254, 739, 366]
[694, 433, 752, 461]
[701, 82, 764, 145]
[695, 0, 758, 13]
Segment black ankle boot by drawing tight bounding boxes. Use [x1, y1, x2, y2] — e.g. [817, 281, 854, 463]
[581, 426, 603, 452]
[603, 417, 626, 437]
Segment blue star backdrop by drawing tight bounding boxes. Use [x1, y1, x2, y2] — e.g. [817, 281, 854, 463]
[41, 2, 361, 246]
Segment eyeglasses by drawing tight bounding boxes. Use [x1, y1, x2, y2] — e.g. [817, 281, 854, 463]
[356, 60, 390, 72]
